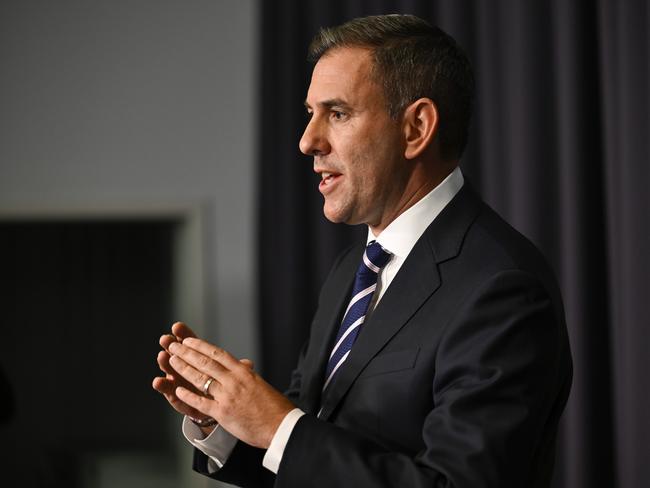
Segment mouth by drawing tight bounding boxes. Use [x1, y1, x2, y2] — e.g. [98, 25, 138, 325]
[317, 170, 343, 194]
[314, 164, 343, 196]
[320, 171, 340, 184]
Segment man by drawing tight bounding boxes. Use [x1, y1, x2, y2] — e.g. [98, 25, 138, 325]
[153, 14, 572, 487]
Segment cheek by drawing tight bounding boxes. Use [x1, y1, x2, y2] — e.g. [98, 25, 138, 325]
[345, 149, 376, 191]
[337, 122, 401, 187]
[356, 141, 398, 185]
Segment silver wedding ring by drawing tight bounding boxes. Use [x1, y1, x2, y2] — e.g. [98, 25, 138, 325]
[202, 377, 215, 396]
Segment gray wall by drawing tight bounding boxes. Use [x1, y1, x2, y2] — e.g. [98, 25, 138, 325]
[0, 1, 258, 485]
[0, 1, 259, 354]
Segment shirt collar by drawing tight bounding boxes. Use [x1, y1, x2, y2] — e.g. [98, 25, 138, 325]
[367, 166, 465, 258]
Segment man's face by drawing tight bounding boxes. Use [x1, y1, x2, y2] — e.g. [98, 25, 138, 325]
[300, 47, 409, 231]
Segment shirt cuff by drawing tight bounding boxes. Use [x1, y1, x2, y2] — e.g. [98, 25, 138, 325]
[262, 408, 305, 474]
[182, 416, 238, 472]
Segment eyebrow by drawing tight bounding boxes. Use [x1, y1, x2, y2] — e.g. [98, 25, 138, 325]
[304, 98, 352, 110]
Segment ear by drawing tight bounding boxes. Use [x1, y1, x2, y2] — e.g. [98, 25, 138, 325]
[402, 98, 439, 160]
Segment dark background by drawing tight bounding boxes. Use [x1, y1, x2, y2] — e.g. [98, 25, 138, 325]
[0, 222, 176, 486]
[258, 2, 649, 488]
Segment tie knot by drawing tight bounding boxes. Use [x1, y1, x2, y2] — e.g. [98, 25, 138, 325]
[363, 241, 392, 273]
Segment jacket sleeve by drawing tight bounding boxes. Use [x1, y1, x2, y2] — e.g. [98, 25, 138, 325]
[274, 270, 572, 488]
[193, 441, 275, 487]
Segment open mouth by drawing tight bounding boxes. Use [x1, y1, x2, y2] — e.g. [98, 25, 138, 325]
[315, 167, 343, 195]
[320, 172, 341, 185]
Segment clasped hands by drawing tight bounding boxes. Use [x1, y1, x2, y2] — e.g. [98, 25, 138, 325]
[152, 322, 295, 449]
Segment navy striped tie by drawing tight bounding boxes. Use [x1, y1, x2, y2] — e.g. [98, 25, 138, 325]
[322, 241, 392, 392]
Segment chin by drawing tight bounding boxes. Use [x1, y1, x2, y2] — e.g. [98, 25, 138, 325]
[323, 212, 345, 224]
[322, 205, 350, 224]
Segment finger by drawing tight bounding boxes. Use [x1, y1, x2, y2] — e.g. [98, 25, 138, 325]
[176, 386, 216, 418]
[152, 376, 176, 395]
[160, 334, 178, 353]
[158, 350, 199, 392]
[152, 377, 205, 418]
[154, 376, 191, 399]
[182, 338, 241, 371]
[158, 350, 175, 376]
[172, 322, 197, 341]
[169, 354, 222, 396]
[240, 358, 254, 369]
[169, 341, 228, 379]
[158, 350, 188, 383]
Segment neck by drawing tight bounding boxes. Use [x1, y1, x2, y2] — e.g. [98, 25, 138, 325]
[368, 161, 457, 236]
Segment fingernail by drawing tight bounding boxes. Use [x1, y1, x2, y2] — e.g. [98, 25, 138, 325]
[169, 342, 179, 353]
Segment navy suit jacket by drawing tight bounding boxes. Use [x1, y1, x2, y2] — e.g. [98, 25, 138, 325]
[194, 184, 572, 488]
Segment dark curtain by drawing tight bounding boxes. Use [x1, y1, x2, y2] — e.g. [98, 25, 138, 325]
[257, 1, 650, 487]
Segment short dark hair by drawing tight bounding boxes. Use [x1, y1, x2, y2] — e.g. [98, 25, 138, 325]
[308, 14, 474, 161]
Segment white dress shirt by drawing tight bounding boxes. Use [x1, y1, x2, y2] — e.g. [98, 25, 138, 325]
[183, 167, 465, 474]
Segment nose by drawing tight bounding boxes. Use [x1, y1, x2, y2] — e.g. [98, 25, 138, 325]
[299, 116, 331, 156]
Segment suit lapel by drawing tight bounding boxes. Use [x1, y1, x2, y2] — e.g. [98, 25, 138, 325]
[298, 243, 363, 414]
[317, 184, 482, 420]
[317, 236, 440, 420]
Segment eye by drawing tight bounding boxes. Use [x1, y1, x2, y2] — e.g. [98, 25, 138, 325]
[331, 110, 347, 121]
